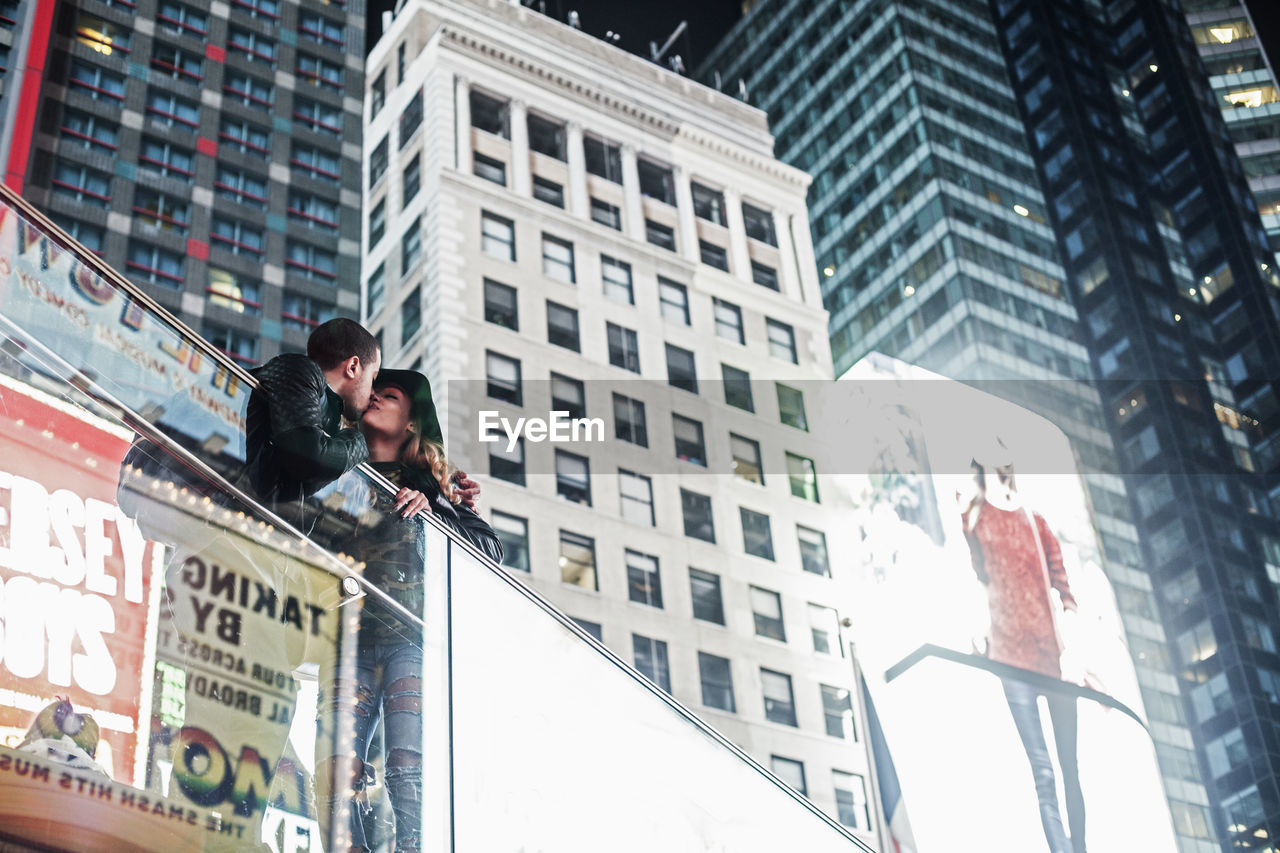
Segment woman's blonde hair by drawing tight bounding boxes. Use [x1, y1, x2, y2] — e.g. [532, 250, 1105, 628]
[401, 432, 459, 504]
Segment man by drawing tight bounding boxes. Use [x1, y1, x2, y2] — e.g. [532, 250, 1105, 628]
[244, 317, 380, 505]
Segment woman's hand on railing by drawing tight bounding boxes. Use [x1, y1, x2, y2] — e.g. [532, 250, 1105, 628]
[452, 470, 481, 511]
[393, 487, 431, 518]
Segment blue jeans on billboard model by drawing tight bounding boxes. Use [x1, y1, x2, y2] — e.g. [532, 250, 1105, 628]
[318, 639, 423, 853]
[1002, 679, 1084, 853]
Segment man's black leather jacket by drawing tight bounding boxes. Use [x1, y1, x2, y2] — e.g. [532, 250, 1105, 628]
[244, 353, 369, 504]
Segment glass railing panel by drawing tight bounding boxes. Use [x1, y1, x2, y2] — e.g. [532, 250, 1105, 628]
[445, 536, 869, 852]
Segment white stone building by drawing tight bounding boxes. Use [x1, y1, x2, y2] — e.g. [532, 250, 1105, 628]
[361, 0, 880, 843]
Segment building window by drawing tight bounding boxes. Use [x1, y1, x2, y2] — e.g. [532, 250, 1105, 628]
[752, 260, 779, 290]
[761, 668, 797, 727]
[234, 0, 280, 21]
[482, 212, 515, 261]
[691, 182, 725, 225]
[57, 219, 105, 255]
[646, 220, 676, 251]
[211, 217, 264, 257]
[681, 489, 715, 542]
[700, 241, 729, 271]
[294, 97, 342, 136]
[127, 242, 184, 287]
[206, 267, 261, 315]
[397, 42, 405, 83]
[607, 322, 640, 373]
[637, 158, 674, 204]
[632, 634, 670, 692]
[742, 202, 776, 246]
[402, 155, 421, 203]
[473, 153, 507, 186]
[545, 301, 579, 351]
[298, 11, 342, 48]
[601, 256, 633, 304]
[370, 69, 385, 116]
[741, 508, 774, 560]
[158, 2, 208, 38]
[395, 88, 423, 146]
[713, 298, 744, 344]
[280, 292, 336, 331]
[485, 351, 522, 406]
[786, 452, 819, 502]
[146, 90, 200, 128]
[698, 652, 735, 712]
[751, 586, 785, 642]
[673, 414, 707, 465]
[292, 145, 340, 183]
[627, 551, 663, 608]
[584, 135, 622, 182]
[400, 287, 421, 344]
[215, 166, 268, 208]
[61, 108, 119, 153]
[75, 13, 131, 55]
[368, 199, 386, 247]
[228, 27, 276, 65]
[777, 383, 807, 430]
[770, 756, 806, 796]
[821, 685, 855, 740]
[730, 434, 764, 484]
[613, 394, 647, 446]
[620, 470, 655, 526]
[541, 234, 575, 283]
[489, 436, 525, 486]
[591, 198, 621, 229]
[666, 345, 698, 394]
[68, 60, 126, 101]
[555, 450, 591, 505]
[767, 319, 798, 363]
[550, 373, 586, 420]
[658, 278, 690, 325]
[797, 526, 830, 576]
[492, 511, 529, 572]
[559, 530, 596, 589]
[484, 279, 518, 330]
[810, 603, 841, 656]
[366, 262, 386, 317]
[288, 191, 340, 232]
[401, 219, 422, 273]
[689, 568, 724, 624]
[138, 137, 195, 180]
[151, 41, 203, 82]
[834, 772, 870, 831]
[529, 175, 563, 207]
[205, 325, 259, 365]
[219, 116, 271, 155]
[297, 53, 342, 90]
[528, 113, 566, 160]
[286, 241, 337, 280]
[133, 188, 189, 233]
[722, 364, 753, 411]
[573, 618, 603, 641]
[470, 90, 510, 138]
[369, 136, 389, 187]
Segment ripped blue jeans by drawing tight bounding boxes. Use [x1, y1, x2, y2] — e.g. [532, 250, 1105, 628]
[317, 639, 423, 853]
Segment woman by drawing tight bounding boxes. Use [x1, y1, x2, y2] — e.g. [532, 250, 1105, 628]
[958, 444, 1085, 853]
[317, 369, 501, 853]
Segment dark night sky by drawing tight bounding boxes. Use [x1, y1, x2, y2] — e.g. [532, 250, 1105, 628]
[367, 1, 1280, 90]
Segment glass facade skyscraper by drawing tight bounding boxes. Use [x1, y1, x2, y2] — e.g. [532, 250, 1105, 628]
[699, 0, 1280, 849]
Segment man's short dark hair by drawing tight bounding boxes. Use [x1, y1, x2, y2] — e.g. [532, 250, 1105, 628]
[307, 318, 379, 371]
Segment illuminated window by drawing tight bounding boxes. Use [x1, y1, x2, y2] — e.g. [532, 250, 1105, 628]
[133, 188, 190, 233]
[76, 13, 131, 55]
[206, 268, 261, 315]
[558, 530, 595, 589]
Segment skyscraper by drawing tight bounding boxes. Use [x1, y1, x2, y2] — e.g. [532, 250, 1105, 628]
[363, 0, 878, 841]
[702, 0, 1232, 849]
[10, 0, 367, 368]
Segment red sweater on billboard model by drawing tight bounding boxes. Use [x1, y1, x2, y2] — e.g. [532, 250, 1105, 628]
[961, 502, 1078, 679]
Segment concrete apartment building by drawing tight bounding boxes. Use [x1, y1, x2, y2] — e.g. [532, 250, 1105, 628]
[360, 0, 879, 841]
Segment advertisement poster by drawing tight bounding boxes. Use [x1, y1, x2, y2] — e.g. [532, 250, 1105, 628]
[0, 373, 159, 787]
[838, 355, 1177, 853]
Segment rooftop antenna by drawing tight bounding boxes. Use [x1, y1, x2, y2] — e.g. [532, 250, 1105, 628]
[604, 30, 621, 43]
[738, 78, 748, 100]
[668, 55, 686, 75]
[568, 10, 580, 28]
[650, 20, 688, 63]
[714, 70, 722, 90]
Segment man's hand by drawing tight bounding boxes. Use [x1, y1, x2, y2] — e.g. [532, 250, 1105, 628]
[393, 487, 430, 518]
[453, 470, 481, 510]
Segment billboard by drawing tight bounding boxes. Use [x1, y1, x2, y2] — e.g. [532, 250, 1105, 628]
[838, 355, 1177, 853]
